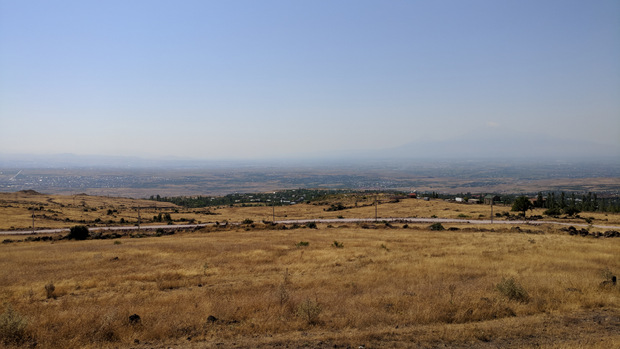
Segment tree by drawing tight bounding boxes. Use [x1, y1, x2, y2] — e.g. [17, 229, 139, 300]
[67, 225, 89, 240]
[535, 192, 544, 208]
[511, 196, 533, 218]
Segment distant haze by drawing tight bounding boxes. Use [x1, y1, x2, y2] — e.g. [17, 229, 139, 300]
[1, 1, 619, 160]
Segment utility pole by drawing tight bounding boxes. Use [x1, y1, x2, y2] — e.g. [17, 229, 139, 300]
[375, 194, 378, 221]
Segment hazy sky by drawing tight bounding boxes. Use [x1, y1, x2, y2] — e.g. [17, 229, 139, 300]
[1, 0, 619, 159]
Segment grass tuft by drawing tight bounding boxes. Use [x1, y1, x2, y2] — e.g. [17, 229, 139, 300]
[496, 277, 530, 303]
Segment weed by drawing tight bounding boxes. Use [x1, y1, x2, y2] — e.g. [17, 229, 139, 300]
[296, 297, 321, 325]
[448, 284, 456, 304]
[0, 305, 29, 346]
[296, 241, 309, 247]
[496, 277, 529, 303]
[600, 267, 615, 281]
[380, 244, 390, 252]
[278, 269, 291, 307]
[332, 240, 344, 248]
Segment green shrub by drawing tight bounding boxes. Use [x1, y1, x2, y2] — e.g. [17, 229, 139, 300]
[67, 225, 90, 240]
[306, 222, 317, 229]
[429, 222, 445, 231]
[496, 277, 529, 303]
[332, 240, 344, 248]
[296, 241, 309, 247]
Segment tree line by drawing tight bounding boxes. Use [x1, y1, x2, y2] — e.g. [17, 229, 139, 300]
[532, 191, 620, 214]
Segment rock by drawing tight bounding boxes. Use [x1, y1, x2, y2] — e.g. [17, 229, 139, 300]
[207, 315, 218, 323]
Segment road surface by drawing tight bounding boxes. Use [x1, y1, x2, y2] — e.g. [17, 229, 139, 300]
[1, 217, 619, 235]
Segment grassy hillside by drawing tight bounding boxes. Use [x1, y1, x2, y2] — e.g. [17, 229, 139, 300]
[1, 191, 619, 348]
[0, 223, 619, 348]
[2, 191, 620, 232]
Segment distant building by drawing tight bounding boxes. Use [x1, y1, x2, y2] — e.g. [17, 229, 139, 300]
[455, 197, 464, 203]
[408, 193, 417, 199]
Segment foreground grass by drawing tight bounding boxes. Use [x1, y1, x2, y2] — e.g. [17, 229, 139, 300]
[1, 224, 619, 348]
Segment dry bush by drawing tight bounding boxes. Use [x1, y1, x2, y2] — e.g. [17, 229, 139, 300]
[496, 277, 530, 303]
[0, 305, 29, 346]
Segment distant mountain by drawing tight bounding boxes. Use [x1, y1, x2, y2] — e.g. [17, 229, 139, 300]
[1, 129, 618, 168]
[366, 129, 620, 160]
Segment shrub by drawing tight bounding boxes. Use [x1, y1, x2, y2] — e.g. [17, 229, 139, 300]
[543, 207, 561, 216]
[67, 225, 90, 240]
[429, 222, 445, 231]
[242, 218, 254, 224]
[0, 305, 29, 346]
[296, 298, 321, 325]
[45, 282, 56, 299]
[496, 277, 529, 303]
[563, 207, 581, 216]
[332, 240, 344, 248]
[295, 241, 309, 247]
[306, 222, 317, 229]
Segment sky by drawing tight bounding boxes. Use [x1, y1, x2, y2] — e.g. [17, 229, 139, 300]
[1, 0, 619, 160]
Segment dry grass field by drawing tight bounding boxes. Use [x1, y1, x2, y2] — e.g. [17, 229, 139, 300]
[1, 192, 619, 348]
[0, 223, 619, 348]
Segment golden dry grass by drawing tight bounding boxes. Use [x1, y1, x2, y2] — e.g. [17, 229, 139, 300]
[1, 222, 619, 348]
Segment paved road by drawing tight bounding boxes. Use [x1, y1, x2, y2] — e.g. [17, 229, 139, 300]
[1, 217, 619, 235]
[0, 223, 213, 235]
[276, 217, 620, 230]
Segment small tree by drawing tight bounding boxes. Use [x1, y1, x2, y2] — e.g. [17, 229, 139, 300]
[563, 206, 581, 217]
[511, 196, 533, 218]
[67, 225, 89, 240]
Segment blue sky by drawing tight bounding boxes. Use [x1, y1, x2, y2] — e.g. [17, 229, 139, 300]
[1, 0, 618, 159]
